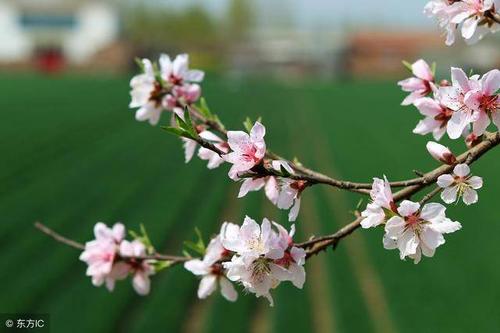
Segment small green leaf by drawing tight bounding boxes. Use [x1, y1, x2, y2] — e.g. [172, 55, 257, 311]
[182, 107, 198, 137]
[402, 60, 413, 72]
[198, 98, 213, 119]
[243, 117, 253, 132]
[152, 260, 172, 273]
[134, 57, 145, 71]
[183, 227, 206, 256]
[431, 62, 437, 76]
[161, 126, 186, 137]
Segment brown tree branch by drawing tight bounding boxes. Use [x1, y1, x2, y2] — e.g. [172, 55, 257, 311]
[298, 131, 500, 257]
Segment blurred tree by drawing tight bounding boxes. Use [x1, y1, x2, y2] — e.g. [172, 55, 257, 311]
[225, 0, 254, 41]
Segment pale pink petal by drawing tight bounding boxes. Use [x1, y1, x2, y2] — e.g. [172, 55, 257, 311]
[412, 59, 433, 81]
[184, 259, 210, 276]
[238, 178, 266, 198]
[441, 186, 459, 204]
[385, 216, 405, 238]
[437, 174, 455, 188]
[414, 97, 442, 117]
[219, 277, 238, 302]
[472, 111, 491, 136]
[453, 163, 470, 177]
[481, 69, 500, 96]
[397, 200, 420, 217]
[289, 198, 301, 222]
[461, 17, 479, 40]
[198, 275, 217, 299]
[462, 188, 478, 205]
[420, 203, 446, 221]
[132, 272, 151, 296]
[467, 176, 483, 189]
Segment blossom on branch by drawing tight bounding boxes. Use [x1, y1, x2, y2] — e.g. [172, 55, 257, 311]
[437, 163, 483, 204]
[184, 226, 238, 302]
[398, 59, 435, 105]
[463, 68, 500, 135]
[223, 121, 266, 179]
[129, 53, 204, 126]
[424, 0, 499, 45]
[413, 93, 454, 141]
[361, 176, 397, 228]
[79, 222, 155, 295]
[383, 201, 462, 264]
[221, 217, 306, 305]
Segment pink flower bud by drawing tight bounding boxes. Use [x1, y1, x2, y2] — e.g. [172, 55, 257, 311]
[426, 141, 457, 165]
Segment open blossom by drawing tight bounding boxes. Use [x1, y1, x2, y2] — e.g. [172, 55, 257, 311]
[450, 0, 498, 43]
[184, 227, 238, 302]
[383, 201, 462, 264]
[119, 240, 155, 295]
[272, 223, 306, 288]
[437, 164, 483, 205]
[413, 93, 454, 140]
[79, 222, 125, 291]
[221, 217, 305, 305]
[129, 59, 164, 126]
[464, 69, 500, 135]
[425, 0, 499, 45]
[79, 222, 155, 295]
[424, 0, 461, 45]
[398, 59, 435, 105]
[361, 176, 396, 229]
[276, 179, 306, 222]
[159, 53, 204, 86]
[223, 122, 266, 180]
[440, 68, 481, 139]
[426, 141, 457, 164]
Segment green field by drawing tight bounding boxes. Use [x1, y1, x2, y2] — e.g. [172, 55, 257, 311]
[1, 74, 499, 333]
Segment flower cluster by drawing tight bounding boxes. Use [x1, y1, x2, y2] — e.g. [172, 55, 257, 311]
[129, 54, 204, 126]
[79, 222, 155, 295]
[185, 217, 306, 305]
[361, 178, 462, 263]
[424, 0, 499, 45]
[400, 60, 499, 142]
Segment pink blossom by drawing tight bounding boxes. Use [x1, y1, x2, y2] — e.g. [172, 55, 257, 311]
[426, 141, 457, 165]
[159, 53, 204, 86]
[361, 177, 396, 229]
[413, 94, 454, 141]
[439, 67, 481, 139]
[129, 59, 165, 126]
[398, 59, 435, 105]
[272, 223, 306, 288]
[224, 122, 266, 180]
[450, 0, 497, 43]
[184, 229, 238, 302]
[464, 69, 500, 135]
[79, 222, 126, 291]
[384, 201, 461, 263]
[119, 240, 155, 296]
[437, 164, 483, 205]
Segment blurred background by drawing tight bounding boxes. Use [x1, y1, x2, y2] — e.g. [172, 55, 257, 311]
[1, 0, 499, 332]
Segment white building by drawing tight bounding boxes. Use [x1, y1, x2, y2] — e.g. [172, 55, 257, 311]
[0, 0, 119, 65]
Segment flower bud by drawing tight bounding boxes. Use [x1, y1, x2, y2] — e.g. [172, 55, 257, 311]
[426, 141, 457, 165]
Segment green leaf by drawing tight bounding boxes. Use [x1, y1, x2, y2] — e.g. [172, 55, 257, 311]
[134, 57, 145, 71]
[182, 107, 197, 137]
[183, 227, 206, 256]
[431, 62, 437, 76]
[243, 117, 253, 132]
[198, 98, 213, 119]
[402, 60, 413, 72]
[152, 260, 172, 273]
[161, 126, 186, 137]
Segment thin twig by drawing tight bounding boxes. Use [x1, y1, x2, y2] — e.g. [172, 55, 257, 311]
[419, 186, 443, 205]
[35, 222, 192, 265]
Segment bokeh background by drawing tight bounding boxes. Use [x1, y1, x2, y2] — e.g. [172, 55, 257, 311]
[1, 0, 499, 332]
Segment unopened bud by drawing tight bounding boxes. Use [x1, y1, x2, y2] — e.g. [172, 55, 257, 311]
[426, 141, 457, 165]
